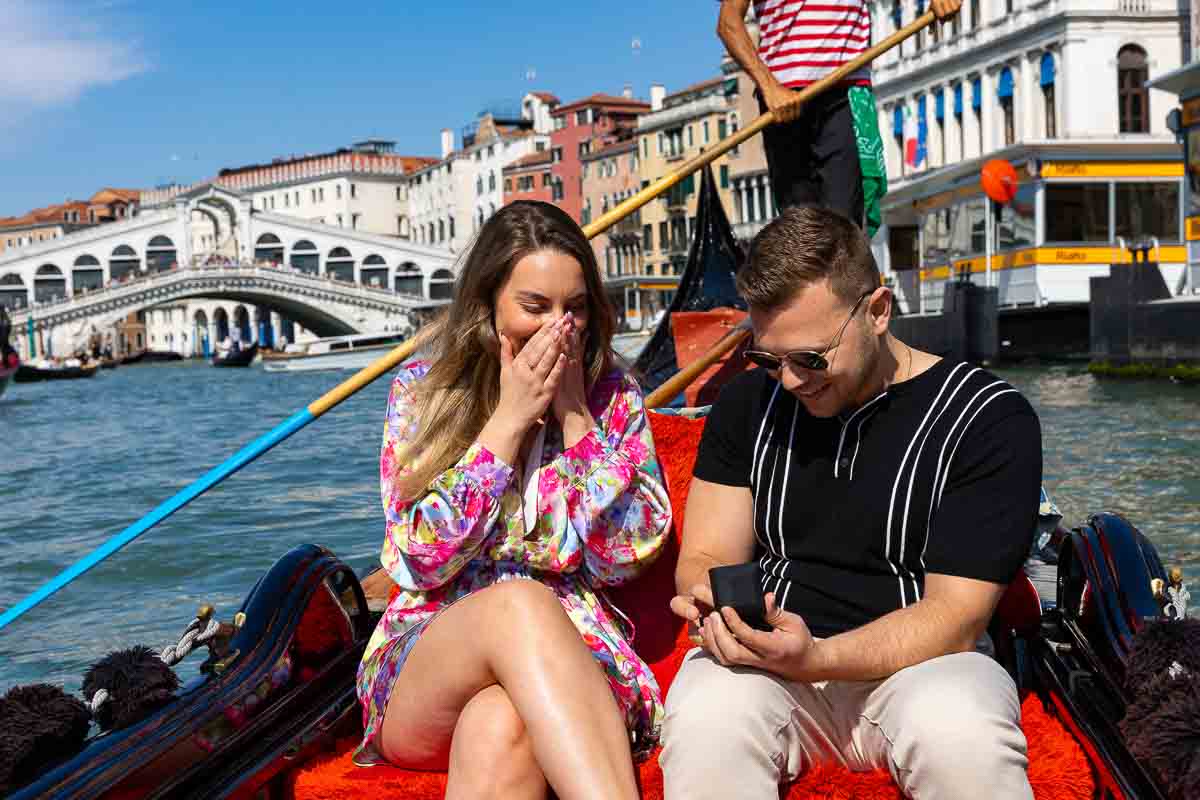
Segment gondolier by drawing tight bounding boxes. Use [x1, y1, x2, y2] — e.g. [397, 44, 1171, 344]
[717, 0, 960, 235]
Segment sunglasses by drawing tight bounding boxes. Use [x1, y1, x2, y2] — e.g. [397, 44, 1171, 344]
[744, 291, 873, 373]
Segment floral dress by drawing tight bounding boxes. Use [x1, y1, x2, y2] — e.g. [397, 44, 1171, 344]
[355, 359, 672, 765]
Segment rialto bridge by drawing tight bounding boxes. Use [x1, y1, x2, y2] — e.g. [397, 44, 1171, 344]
[0, 183, 456, 357]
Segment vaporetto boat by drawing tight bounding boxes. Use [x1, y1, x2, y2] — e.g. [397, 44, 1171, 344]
[261, 332, 411, 373]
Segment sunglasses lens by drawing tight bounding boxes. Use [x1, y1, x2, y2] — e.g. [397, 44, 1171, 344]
[746, 351, 780, 370]
[789, 352, 828, 371]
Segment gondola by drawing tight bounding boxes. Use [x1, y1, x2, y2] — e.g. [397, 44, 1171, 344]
[0, 307, 18, 399]
[2, 167, 1194, 800]
[12, 362, 99, 383]
[212, 343, 259, 368]
[120, 350, 185, 365]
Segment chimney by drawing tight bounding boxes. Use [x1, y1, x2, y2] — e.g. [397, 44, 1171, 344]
[650, 84, 666, 111]
[440, 128, 454, 158]
[622, 83, 633, 99]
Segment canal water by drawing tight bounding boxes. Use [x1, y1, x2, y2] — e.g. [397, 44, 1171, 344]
[0, 360, 1197, 693]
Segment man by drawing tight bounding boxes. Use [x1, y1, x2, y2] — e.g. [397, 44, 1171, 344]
[662, 207, 1042, 799]
[717, 0, 960, 234]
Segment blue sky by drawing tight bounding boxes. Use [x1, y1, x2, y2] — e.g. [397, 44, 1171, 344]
[0, 0, 725, 217]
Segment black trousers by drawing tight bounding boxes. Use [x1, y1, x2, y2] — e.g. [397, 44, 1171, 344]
[758, 86, 864, 228]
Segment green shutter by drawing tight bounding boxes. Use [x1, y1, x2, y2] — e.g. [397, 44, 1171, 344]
[720, 165, 729, 188]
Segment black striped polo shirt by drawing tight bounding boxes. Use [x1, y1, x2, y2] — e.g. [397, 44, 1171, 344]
[693, 358, 1043, 638]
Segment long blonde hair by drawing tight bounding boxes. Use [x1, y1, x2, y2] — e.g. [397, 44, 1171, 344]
[395, 201, 616, 499]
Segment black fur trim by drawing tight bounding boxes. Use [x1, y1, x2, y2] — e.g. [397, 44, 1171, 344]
[0, 683, 91, 795]
[82, 645, 180, 731]
[1124, 618, 1200, 693]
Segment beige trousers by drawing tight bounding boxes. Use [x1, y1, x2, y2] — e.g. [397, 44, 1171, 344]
[660, 648, 1033, 800]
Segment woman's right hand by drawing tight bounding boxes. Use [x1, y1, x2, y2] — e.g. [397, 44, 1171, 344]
[479, 319, 568, 464]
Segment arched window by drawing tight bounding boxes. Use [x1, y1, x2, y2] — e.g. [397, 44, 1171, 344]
[361, 254, 388, 288]
[254, 233, 284, 263]
[34, 264, 67, 303]
[488, 171, 496, 192]
[73, 254, 103, 293]
[438, 219, 446, 242]
[110, 243, 140, 282]
[1118, 45, 1149, 133]
[146, 234, 177, 272]
[395, 262, 424, 296]
[326, 246, 355, 282]
[429, 268, 455, 301]
[290, 239, 318, 274]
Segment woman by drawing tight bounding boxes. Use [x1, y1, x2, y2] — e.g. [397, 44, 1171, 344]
[356, 201, 672, 800]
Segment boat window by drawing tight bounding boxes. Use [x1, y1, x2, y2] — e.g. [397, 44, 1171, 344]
[1045, 184, 1110, 243]
[329, 342, 352, 351]
[351, 336, 402, 348]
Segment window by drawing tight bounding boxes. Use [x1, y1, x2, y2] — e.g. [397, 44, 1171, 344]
[552, 178, 564, 202]
[488, 171, 496, 192]
[552, 146, 563, 163]
[396, 187, 403, 201]
[970, 0, 980, 28]
[703, 120, 711, 144]
[505, 178, 513, 192]
[1043, 84, 1057, 138]
[659, 221, 669, 252]
[643, 224, 653, 250]
[336, 184, 342, 199]
[554, 115, 566, 131]
[579, 141, 591, 158]
[438, 220, 445, 242]
[718, 118, 727, 140]
[1118, 45, 1149, 133]
[350, 183, 357, 198]
[542, 172, 552, 187]
[319, 187, 325, 201]
[576, 109, 589, 126]
[998, 183, 1036, 249]
[476, 176, 484, 195]
[1006, 0, 1013, 13]
[284, 193, 290, 208]
[657, 132, 664, 154]
[1116, 183, 1180, 240]
[642, 138, 649, 158]
[1045, 184, 1110, 242]
[687, 125, 694, 148]
[720, 164, 729, 188]
[352, 212, 360, 229]
[536, 141, 546, 152]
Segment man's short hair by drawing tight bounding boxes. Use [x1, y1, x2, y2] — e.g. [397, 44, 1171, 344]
[737, 206, 881, 310]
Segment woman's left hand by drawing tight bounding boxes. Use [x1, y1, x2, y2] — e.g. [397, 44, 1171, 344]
[552, 313, 595, 448]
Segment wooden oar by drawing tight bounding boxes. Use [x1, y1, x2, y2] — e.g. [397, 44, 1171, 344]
[0, 11, 936, 632]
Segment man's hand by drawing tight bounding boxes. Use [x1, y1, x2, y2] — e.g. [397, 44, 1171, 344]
[697, 592, 823, 682]
[930, 0, 962, 20]
[761, 80, 804, 125]
[670, 583, 715, 646]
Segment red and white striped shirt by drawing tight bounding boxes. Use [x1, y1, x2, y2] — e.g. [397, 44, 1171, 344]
[753, 0, 872, 88]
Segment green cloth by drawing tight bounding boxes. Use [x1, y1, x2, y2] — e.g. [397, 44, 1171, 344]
[848, 86, 888, 239]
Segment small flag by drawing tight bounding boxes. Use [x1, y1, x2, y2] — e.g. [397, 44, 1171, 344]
[904, 107, 927, 171]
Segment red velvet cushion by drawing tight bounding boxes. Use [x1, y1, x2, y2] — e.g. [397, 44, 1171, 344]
[285, 412, 1095, 800]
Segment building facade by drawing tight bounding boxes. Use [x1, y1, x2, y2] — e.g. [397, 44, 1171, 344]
[407, 92, 557, 255]
[502, 151, 555, 206]
[637, 76, 742, 277]
[551, 93, 651, 222]
[870, 0, 1188, 313]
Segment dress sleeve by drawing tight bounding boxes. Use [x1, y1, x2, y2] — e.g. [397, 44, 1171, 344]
[529, 374, 672, 586]
[379, 368, 514, 591]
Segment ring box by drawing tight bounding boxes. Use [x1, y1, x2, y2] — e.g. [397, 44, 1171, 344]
[709, 562, 772, 632]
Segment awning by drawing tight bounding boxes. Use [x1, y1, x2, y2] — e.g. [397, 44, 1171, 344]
[935, 89, 945, 120]
[1040, 53, 1056, 87]
[972, 76, 982, 110]
[894, 106, 904, 137]
[954, 83, 964, 115]
[998, 67, 1014, 99]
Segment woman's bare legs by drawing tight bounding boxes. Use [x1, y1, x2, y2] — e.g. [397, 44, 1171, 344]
[378, 579, 638, 800]
[445, 686, 546, 800]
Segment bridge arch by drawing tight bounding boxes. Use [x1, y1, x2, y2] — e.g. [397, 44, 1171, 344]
[255, 233, 284, 264]
[0, 272, 27, 310]
[361, 254, 388, 289]
[326, 246, 354, 283]
[395, 261, 423, 297]
[110, 244, 140, 282]
[35, 264, 68, 303]
[429, 268, 455, 301]
[146, 235, 177, 273]
[73, 254, 104, 294]
[290, 239, 319, 274]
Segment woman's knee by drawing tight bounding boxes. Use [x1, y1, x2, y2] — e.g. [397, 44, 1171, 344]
[472, 578, 571, 637]
[450, 687, 544, 797]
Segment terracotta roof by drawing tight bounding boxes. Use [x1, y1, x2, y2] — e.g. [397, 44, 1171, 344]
[666, 75, 725, 100]
[0, 200, 94, 230]
[530, 91, 560, 104]
[503, 151, 554, 172]
[552, 93, 651, 115]
[90, 188, 140, 202]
